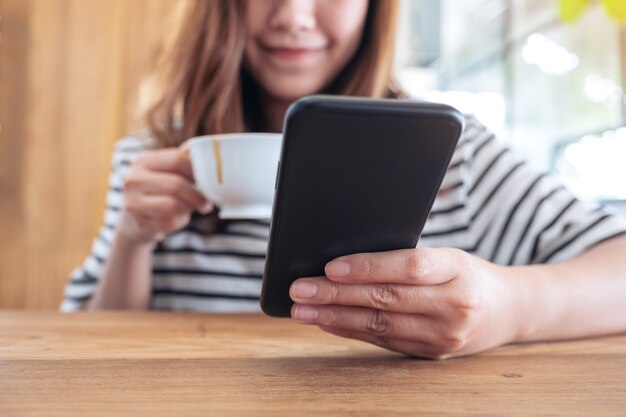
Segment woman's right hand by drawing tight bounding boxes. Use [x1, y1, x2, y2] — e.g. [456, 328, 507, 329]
[119, 145, 213, 245]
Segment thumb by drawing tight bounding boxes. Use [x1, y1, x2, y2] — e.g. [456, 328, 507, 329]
[176, 142, 195, 181]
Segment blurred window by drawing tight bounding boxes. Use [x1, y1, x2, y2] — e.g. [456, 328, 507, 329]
[398, 0, 626, 208]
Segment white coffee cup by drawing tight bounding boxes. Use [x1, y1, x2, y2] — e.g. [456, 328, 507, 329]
[188, 133, 282, 219]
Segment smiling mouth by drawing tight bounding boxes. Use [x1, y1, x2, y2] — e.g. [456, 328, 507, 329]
[260, 44, 326, 61]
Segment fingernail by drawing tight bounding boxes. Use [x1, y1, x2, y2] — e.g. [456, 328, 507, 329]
[291, 281, 318, 298]
[199, 202, 213, 214]
[294, 305, 319, 322]
[326, 261, 350, 278]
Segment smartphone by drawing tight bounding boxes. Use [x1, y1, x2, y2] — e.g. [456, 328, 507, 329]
[261, 95, 464, 317]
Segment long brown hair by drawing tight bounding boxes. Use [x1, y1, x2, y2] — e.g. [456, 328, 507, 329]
[143, 0, 402, 148]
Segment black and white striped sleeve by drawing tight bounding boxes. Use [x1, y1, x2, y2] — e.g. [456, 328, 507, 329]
[60, 135, 150, 311]
[461, 118, 626, 265]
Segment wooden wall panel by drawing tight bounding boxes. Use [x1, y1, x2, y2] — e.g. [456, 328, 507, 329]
[0, 0, 178, 309]
[0, 0, 29, 309]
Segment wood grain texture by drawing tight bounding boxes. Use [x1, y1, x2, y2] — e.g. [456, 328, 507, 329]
[0, 0, 178, 309]
[1, 312, 625, 417]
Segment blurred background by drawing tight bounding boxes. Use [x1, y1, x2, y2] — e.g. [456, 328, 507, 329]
[1, 0, 625, 310]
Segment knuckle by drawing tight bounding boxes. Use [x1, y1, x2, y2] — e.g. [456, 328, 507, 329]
[365, 309, 390, 335]
[439, 326, 470, 353]
[452, 247, 472, 264]
[456, 250, 474, 276]
[404, 250, 432, 281]
[450, 248, 475, 278]
[444, 335, 465, 352]
[328, 281, 341, 303]
[450, 290, 481, 322]
[370, 284, 399, 309]
[122, 172, 140, 192]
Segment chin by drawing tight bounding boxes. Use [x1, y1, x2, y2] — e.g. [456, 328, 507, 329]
[261, 78, 327, 102]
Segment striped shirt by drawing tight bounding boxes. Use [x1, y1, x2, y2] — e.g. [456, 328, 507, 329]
[61, 115, 626, 312]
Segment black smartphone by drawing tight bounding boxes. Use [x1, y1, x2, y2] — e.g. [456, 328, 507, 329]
[261, 95, 464, 317]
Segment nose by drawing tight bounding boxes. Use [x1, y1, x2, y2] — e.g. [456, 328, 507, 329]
[269, 0, 317, 33]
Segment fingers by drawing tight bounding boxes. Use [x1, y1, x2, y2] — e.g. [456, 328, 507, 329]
[317, 325, 443, 360]
[134, 147, 194, 181]
[325, 248, 466, 286]
[133, 213, 189, 236]
[125, 194, 192, 223]
[118, 146, 208, 244]
[125, 169, 211, 214]
[290, 277, 445, 315]
[291, 304, 443, 347]
[117, 209, 186, 244]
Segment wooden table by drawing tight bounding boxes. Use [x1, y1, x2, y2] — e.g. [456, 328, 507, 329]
[0, 312, 625, 416]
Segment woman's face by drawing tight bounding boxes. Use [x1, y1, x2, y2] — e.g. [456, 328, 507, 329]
[244, 0, 369, 102]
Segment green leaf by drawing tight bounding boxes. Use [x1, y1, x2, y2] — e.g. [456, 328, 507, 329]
[559, 0, 590, 23]
[600, 0, 626, 24]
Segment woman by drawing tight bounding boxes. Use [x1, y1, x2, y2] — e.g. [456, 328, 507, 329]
[62, 0, 626, 360]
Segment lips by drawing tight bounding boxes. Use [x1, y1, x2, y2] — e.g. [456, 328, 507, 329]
[268, 47, 322, 59]
[259, 42, 327, 62]
[261, 40, 326, 50]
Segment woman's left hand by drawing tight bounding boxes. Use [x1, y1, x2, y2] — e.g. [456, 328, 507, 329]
[289, 248, 528, 360]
